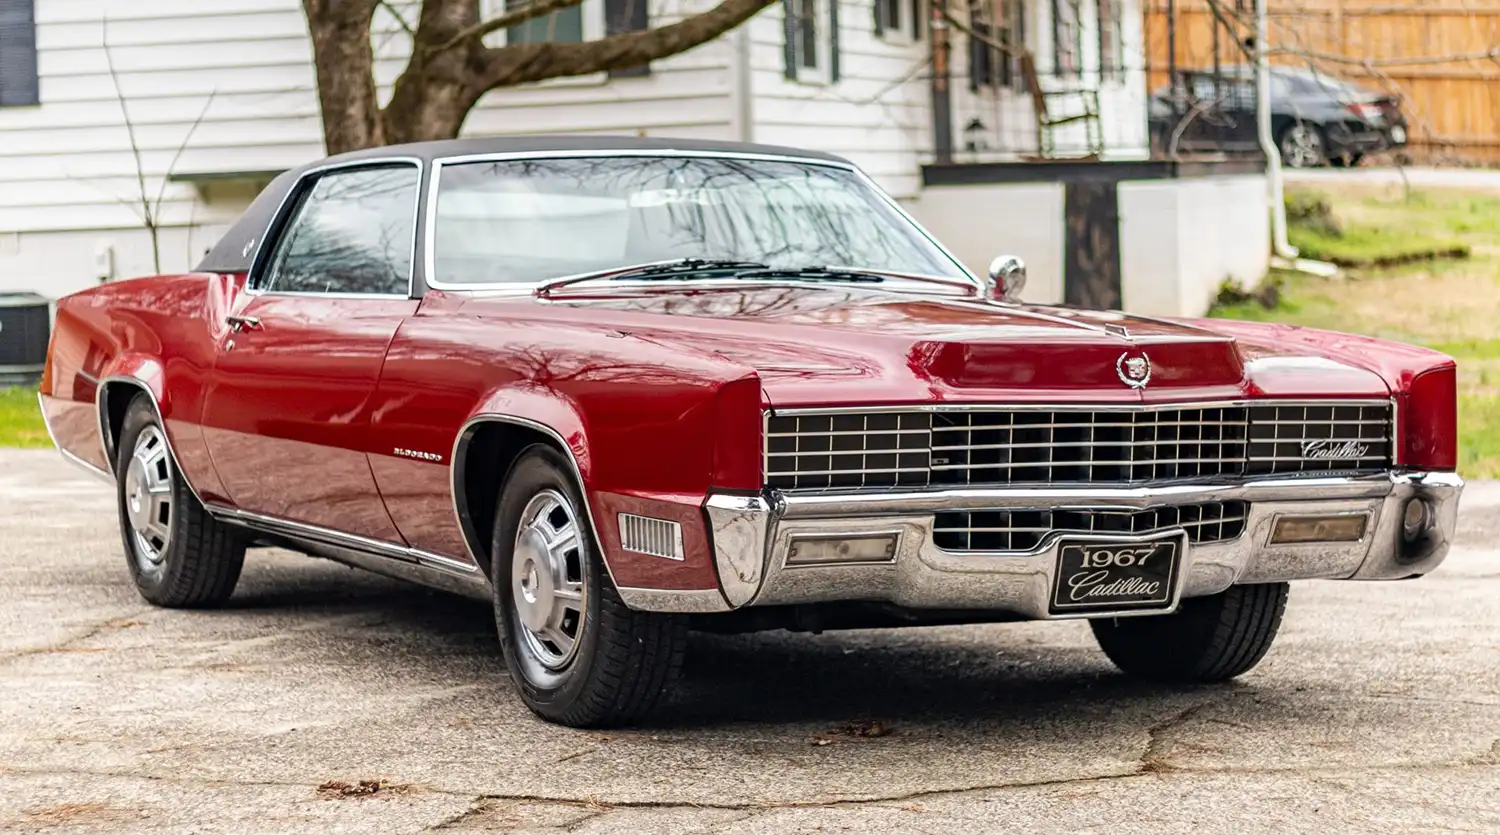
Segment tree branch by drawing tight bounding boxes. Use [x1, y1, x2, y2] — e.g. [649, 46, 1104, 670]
[376, 0, 418, 39]
[430, 0, 587, 54]
[477, 0, 774, 86]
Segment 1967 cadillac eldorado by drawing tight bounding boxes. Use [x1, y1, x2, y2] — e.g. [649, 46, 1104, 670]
[39, 137, 1462, 728]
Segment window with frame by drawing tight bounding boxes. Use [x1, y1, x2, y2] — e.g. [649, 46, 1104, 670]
[875, 0, 919, 41]
[505, 0, 584, 43]
[260, 165, 420, 296]
[1097, 0, 1123, 79]
[1050, 0, 1080, 76]
[793, 0, 822, 72]
[0, 0, 39, 107]
[970, 0, 1022, 91]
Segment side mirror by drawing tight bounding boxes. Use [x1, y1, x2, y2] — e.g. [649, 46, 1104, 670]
[985, 255, 1026, 301]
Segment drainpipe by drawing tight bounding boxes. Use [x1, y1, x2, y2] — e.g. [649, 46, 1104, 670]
[731, 26, 753, 142]
[930, 0, 954, 164]
[1254, 0, 1297, 262]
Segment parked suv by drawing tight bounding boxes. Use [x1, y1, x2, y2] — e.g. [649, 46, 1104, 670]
[1149, 65, 1409, 167]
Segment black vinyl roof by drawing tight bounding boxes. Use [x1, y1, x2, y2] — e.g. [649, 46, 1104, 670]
[196, 135, 850, 274]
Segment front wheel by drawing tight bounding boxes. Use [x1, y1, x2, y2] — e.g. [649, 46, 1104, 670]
[491, 446, 688, 727]
[1090, 582, 1289, 682]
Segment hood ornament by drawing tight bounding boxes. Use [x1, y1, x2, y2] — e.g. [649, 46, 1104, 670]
[1116, 351, 1152, 389]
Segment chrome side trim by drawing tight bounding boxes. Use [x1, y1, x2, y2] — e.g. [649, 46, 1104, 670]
[419, 149, 980, 293]
[205, 504, 482, 579]
[614, 586, 732, 613]
[95, 376, 208, 507]
[449, 413, 631, 600]
[37, 392, 113, 483]
[769, 398, 1393, 417]
[244, 156, 425, 299]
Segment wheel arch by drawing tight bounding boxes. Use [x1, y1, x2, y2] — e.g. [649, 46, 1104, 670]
[450, 400, 597, 582]
[96, 371, 207, 507]
[96, 364, 166, 475]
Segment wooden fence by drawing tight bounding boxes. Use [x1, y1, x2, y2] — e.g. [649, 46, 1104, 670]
[1144, 0, 1500, 163]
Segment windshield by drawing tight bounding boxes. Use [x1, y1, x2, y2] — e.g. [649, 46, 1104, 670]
[430, 156, 971, 286]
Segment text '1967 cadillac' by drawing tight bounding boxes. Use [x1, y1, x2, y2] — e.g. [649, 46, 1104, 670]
[38, 137, 1461, 728]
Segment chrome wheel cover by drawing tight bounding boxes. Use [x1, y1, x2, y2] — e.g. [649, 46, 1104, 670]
[124, 426, 174, 574]
[1282, 125, 1323, 168]
[511, 489, 587, 670]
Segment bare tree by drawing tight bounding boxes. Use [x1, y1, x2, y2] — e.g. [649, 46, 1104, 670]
[304, 0, 776, 154]
[99, 16, 216, 276]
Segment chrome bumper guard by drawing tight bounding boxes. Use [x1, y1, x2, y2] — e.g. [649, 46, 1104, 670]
[684, 472, 1462, 618]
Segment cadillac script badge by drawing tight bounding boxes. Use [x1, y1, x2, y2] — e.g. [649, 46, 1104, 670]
[1116, 351, 1152, 389]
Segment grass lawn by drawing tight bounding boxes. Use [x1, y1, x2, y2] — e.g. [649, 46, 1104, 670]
[0, 386, 49, 449]
[1212, 183, 1500, 478]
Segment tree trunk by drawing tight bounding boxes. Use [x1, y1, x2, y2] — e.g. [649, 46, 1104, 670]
[382, 0, 485, 144]
[303, 0, 385, 154]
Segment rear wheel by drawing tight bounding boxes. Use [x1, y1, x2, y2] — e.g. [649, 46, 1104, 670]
[1090, 582, 1289, 682]
[115, 395, 246, 607]
[491, 445, 688, 727]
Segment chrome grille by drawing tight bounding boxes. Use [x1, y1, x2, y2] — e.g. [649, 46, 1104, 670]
[933, 501, 1250, 553]
[765, 402, 1392, 491]
[1247, 403, 1390, 474]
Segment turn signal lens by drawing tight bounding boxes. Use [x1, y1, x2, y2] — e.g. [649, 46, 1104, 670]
[1270, 514, 1369, 545]
[785, 533, 900, 566]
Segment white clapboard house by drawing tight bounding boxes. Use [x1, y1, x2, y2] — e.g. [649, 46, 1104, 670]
[0, 0, 1268, 315]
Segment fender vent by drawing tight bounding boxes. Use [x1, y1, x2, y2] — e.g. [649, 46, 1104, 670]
[617, 513, 684, 561]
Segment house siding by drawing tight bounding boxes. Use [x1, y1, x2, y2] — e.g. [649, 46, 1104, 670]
[745, 2, 930, 199]
[0, 0, 736, 297]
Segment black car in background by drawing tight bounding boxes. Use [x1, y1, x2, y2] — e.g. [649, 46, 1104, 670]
[1149, 65, 1409, 167]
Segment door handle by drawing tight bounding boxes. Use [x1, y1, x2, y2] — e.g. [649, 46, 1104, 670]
[226, 315, 262, 333]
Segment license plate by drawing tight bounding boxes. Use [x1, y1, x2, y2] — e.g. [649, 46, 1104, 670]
[1049, 538, 1182, 615]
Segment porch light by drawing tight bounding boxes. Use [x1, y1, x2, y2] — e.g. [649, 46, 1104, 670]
[964, 118, 988, 153]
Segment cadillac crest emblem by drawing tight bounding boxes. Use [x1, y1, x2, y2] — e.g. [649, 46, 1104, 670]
[1116, 351, 1152, 389]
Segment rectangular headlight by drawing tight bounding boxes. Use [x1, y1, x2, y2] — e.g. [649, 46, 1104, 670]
[785, 533, 900, 566]
[1270, 514, 1369, 545]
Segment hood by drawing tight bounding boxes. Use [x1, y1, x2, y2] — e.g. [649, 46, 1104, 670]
[462, 284, 1391, 407]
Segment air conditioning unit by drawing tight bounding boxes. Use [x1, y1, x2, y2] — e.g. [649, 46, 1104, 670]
[0, 293, 51, 387]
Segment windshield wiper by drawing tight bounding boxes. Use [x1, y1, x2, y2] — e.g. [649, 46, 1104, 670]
[729, 265, 885, 283]
[536, 258, 770, 297]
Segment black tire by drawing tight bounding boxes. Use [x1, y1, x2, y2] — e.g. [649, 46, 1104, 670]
[1089, 582, 1289, 683]
[1277, 122, 1327, 168]
[491, 445, 688, 728]
[115, 394, 246, 607]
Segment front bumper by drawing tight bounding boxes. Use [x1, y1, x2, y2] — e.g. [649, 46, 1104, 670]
[674, 472, 1462, 617]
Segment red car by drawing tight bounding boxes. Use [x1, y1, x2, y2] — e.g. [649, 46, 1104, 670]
[39, 137, 1462, 728]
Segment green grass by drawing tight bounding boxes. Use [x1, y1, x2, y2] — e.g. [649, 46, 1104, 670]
[1211, 184, 1500, 477]
[0, 386, 49, 449]
[1281, 188, 1490, 267]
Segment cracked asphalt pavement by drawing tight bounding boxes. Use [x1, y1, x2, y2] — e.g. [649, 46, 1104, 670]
[1, 449, 1497, 834]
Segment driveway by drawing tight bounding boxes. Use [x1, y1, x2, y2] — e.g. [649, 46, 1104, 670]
[2, 449, 1497, 834]
[1285, 165, 1500, 192]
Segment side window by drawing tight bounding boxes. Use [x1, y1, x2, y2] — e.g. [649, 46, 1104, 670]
[260, 165, 420, 295]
